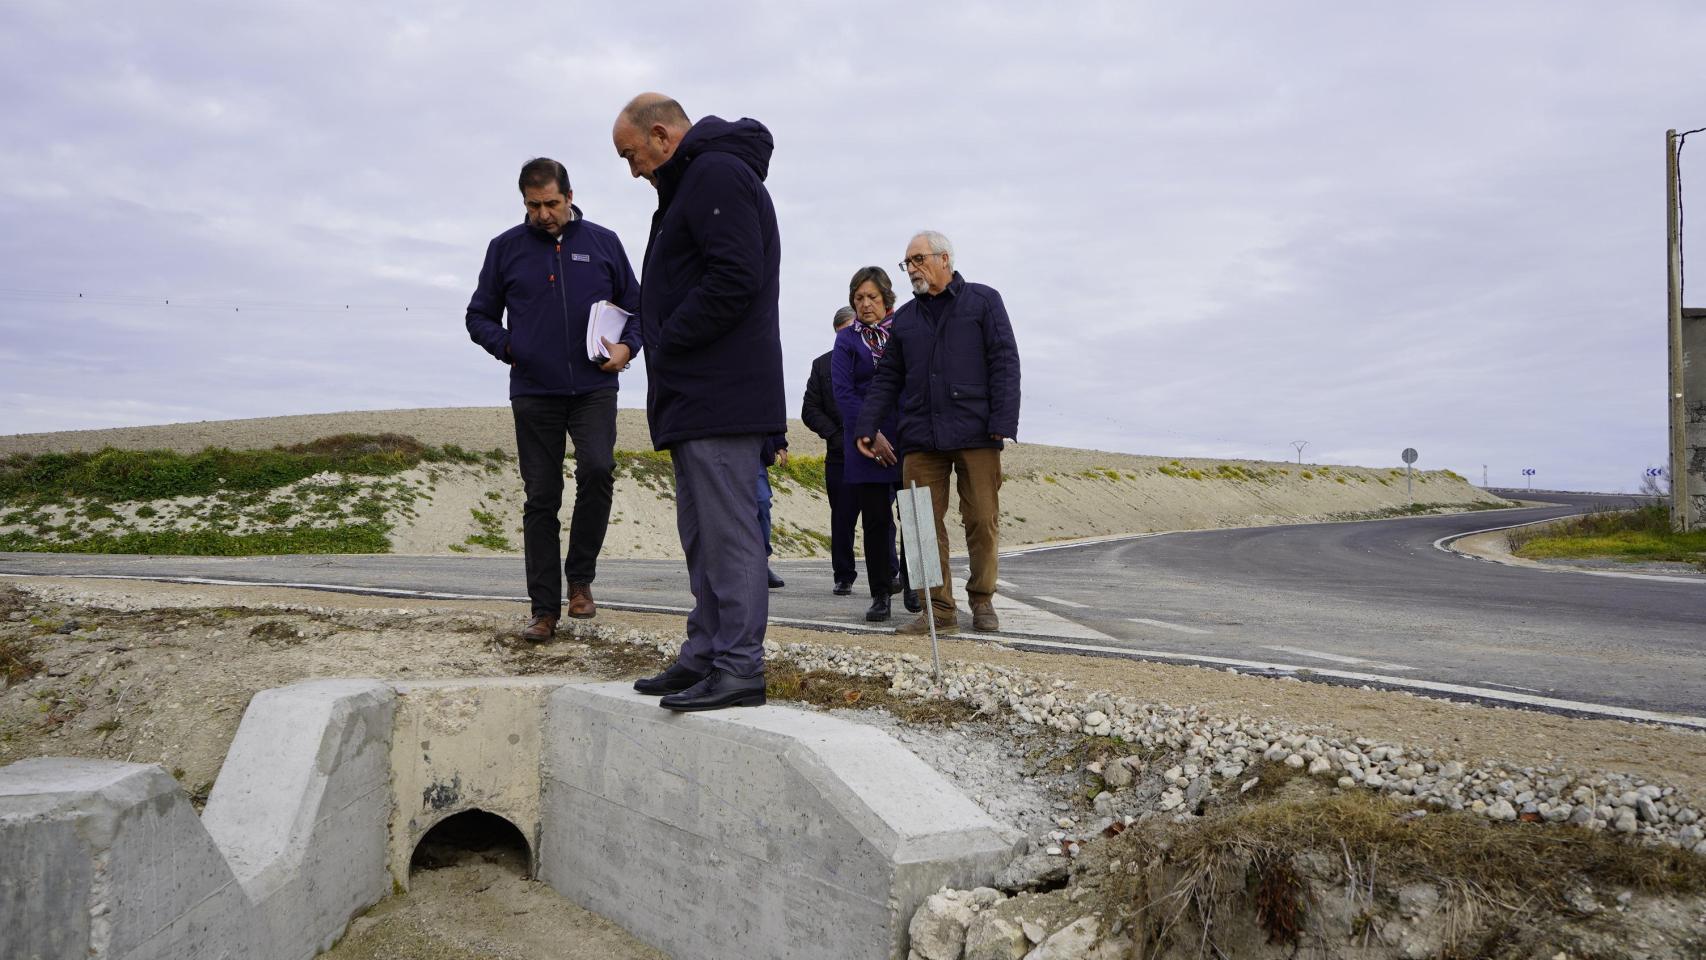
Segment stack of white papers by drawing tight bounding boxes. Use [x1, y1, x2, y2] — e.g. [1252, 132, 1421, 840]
[586, 300, 633, 361]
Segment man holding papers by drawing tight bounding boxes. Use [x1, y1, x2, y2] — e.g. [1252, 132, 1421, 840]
[465, 157, 642, 641]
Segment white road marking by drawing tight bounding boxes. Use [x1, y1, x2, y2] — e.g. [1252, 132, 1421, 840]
[996, 579, 1017, 590]
[1129, 617, 1211, 635]
[992, 636, 1706, 731]
[1478, 680, 1543, 693]
[1033, 595, 1088, 608]
[1263, 644, 1416, 672]
[955, 578, 1117, 641]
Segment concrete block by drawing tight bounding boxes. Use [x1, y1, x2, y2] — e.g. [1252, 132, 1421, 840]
[388, 678, 565, 884]
[0, 758, 259, 960]
[539, 682, 1023, 960]
[201, 678, 394, 960]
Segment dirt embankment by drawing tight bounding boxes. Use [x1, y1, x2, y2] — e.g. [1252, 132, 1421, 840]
[0, 407, 1510, 558]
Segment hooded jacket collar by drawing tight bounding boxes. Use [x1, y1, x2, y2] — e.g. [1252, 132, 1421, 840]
[653, 116, 774, 206]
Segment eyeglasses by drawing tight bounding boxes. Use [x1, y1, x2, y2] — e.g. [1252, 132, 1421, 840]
[898, 252, 945, 272]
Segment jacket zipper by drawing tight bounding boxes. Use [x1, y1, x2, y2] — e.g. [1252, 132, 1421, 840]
[555, 241, 574, 391]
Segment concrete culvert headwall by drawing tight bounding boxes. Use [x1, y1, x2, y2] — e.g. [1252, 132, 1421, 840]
[1, 676, 1022, 960]
[386, 678, 563, 887]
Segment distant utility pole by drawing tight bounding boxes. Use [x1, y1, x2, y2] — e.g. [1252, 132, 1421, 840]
[1668, 129, 1688, 531]
[1291, 440, 1308, 465]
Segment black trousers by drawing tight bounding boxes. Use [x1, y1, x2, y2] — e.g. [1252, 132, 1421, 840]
[853, 482, 910, 600]
[824, 459, 857, 584]
[512, 389, 618, 616]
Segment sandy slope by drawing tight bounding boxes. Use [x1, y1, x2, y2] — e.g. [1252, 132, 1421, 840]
[0, 407, 1508, 559]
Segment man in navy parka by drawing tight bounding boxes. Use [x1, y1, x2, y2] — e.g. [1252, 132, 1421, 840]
[613, 93, 784, 712]
[465, 158, 642, 642]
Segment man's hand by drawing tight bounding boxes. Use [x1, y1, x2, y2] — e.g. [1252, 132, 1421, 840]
[856, 436, 877, 460]
[599, 338, 633, 372]
[871, 431, 897, 467]
[775, 448, 790, 467]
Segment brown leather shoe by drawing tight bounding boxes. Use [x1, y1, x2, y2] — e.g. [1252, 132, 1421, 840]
[567, 583, 597, 619]
[970, 599, 1000, 633]
[895, 610, 958, 636]
[521, 613, 557, 642]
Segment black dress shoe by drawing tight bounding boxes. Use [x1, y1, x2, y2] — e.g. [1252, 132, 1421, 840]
[659, 669, 768, 712]
[833, 579, 853, 596]
[865, 596, 891, 622]
[902, 589, 922, 613]
[767, 568, 785, 589]
[633, 661, 710, 695]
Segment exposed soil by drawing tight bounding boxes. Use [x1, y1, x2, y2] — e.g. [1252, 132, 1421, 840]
[5, 576, 1705, 959]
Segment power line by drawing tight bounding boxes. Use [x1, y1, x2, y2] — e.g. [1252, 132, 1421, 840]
[1677, 126, 1706, 306]
[0, 287, 456, 314]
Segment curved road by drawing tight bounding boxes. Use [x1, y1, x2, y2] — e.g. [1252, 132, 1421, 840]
[2, 491, 1702, 721]
[992, 491, 1705, 720]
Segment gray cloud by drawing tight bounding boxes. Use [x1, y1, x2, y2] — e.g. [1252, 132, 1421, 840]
[1, 1, 1701, 491]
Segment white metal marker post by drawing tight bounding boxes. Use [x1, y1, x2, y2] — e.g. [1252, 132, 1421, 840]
[896, 481, 944, 680]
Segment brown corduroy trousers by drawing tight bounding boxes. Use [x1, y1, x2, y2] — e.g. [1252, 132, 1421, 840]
[900, 447, 1002, 615]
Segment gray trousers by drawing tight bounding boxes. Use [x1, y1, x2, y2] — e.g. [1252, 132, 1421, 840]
[672, 434, 768, 677]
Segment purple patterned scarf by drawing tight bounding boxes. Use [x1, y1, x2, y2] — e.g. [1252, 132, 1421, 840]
[858, 313, 894, 359]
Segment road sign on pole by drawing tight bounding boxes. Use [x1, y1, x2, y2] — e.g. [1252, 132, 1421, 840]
[897, 482, 944, 680]
[1401, 448, 1418, 505]
[1522, 467, 1536, 490]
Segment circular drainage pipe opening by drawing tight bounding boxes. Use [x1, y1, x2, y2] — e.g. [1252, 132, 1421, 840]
[410, 809, 532, 879]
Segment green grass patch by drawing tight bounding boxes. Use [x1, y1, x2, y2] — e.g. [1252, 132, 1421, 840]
[463, 508, 512, 551]
[613, 449, 674, 493]
[1511, 504, 1706, 568]
[1329, 502, 1506, 521]
[0, 524, 389, 556]
[0, 434, 476, 505]
[771, 454, 825, 490]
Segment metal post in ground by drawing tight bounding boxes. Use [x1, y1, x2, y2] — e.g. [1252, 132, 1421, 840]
[898, 480, 943, 682]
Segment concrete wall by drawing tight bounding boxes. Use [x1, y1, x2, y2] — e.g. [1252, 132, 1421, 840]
[1682, 309, 1705, 528]
[539, 682, 1023, 960]
[387, 678, 561, 885]
[0, 759, 260, 960]
[2, 680, 394, 960]
[5, 677, 1025, 960]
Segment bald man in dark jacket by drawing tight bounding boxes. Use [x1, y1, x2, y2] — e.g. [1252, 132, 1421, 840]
[613, 93, 783, 711]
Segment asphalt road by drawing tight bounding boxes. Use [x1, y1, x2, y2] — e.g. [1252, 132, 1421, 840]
[3, 490, 1702, 722]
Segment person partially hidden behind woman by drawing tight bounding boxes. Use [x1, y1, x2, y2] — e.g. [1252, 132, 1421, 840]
[832, 265, 916, 622]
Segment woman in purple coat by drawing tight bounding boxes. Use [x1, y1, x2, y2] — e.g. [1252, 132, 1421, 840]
[832, 266, 912, 621]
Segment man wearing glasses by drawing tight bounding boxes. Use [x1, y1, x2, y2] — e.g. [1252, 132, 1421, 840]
[855, 231, 1020, 635]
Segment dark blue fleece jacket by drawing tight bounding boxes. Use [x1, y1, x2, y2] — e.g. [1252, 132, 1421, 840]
[639, 116, 784, 449]
[855, 272, 1021, 455]
[465, 206, 642, 398]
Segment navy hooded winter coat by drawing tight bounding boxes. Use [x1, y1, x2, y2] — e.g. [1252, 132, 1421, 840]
[854, 272, 1021, 455]
[464, 206, 642, 398]
[639, 116, 785, 449]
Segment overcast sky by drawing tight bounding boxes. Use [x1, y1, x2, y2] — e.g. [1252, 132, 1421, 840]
[2, 1, 1702, 491]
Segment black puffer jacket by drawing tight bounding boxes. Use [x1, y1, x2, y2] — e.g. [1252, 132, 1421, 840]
[639, 116, 784, 449]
